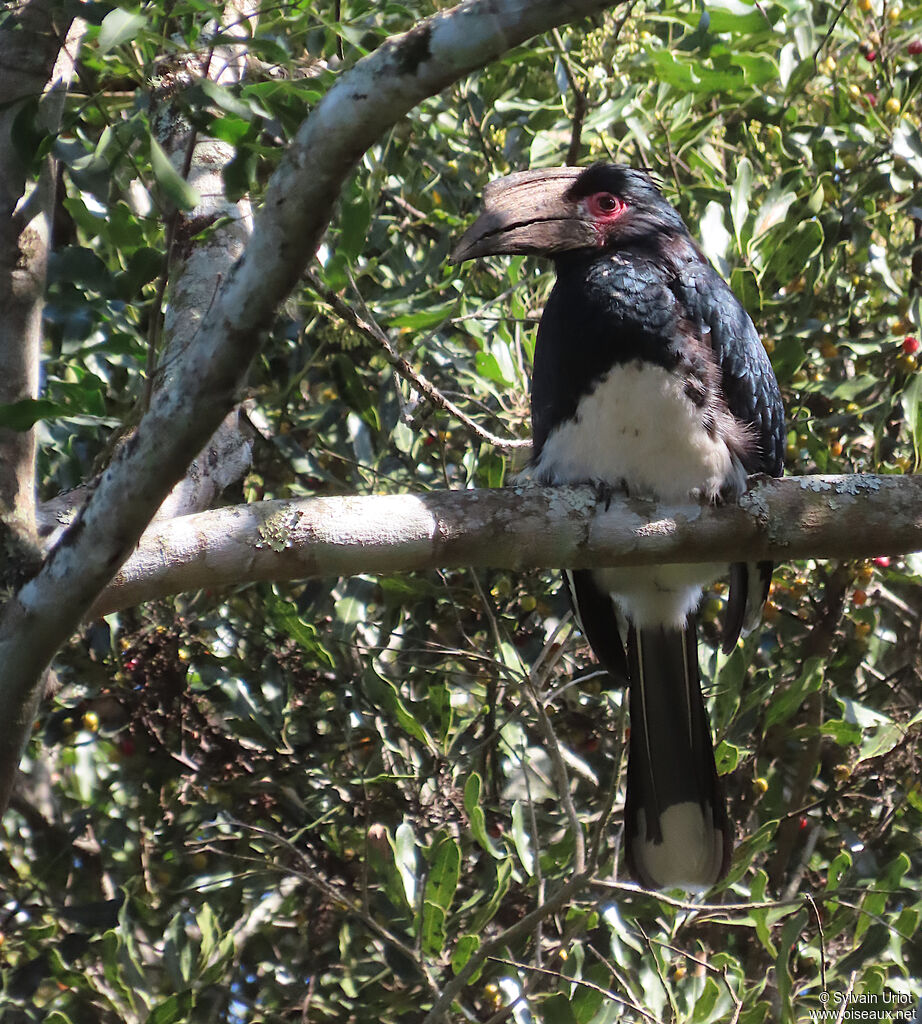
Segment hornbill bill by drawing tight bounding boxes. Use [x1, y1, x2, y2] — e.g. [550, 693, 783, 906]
[451, 164, 784, 891]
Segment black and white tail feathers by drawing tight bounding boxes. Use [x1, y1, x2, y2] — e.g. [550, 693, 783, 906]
[569, 570, 730, 891]
[624, 622, 730, 890]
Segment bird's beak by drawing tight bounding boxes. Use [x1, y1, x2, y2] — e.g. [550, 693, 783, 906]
[450, 167, 596, 262]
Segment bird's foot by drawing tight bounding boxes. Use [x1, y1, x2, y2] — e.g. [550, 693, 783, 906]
[592, 477, 629, 511]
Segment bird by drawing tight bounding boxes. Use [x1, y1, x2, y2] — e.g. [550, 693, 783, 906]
[451, 163, 784, 891]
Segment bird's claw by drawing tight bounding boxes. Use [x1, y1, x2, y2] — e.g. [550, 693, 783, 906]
[593, 478, 628, 511]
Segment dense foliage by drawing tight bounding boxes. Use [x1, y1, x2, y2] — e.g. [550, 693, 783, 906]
[2, 0, 922, 1020]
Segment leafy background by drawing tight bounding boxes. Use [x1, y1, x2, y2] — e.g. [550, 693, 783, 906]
[3, 0, 922, 1020]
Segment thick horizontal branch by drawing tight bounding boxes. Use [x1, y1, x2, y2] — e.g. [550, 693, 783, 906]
[95, 474, 922, 615]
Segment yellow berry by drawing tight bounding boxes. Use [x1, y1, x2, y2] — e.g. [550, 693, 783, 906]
[520, 595, 537, 612]
[753, 776, 769, 794]
[82, 711, 99, 732]
[885, 97, 901, 114]
[856, 563, 874, 586]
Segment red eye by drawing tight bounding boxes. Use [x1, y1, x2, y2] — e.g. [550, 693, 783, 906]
[586, 192, 624, 219]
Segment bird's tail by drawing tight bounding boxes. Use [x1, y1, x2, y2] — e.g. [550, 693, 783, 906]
[623, 620, 731, 891]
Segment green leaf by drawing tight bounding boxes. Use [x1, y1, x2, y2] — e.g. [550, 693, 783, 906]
[750, 190, 796, 242]
[761, 219, 823, 290]
[901, 373, 922, 465]
[267, 593, 336, 668]
[388, 305, 455, 330]
[363, 668, 432, 747]
[148, 993, 193, 1024]
[425, 835, 461, 912]
[470, 858, 513, 933]
[730, 266, 761, 312]
[475, 351, 511, 387]
[421, 901, 447, 957]
[731, 157, 752, 244]
[0, 398, 67, 430]
[451, 934, 480, 974]
[714, 740, 740, 774]
[774, 908, 808, 1008]
[198, 78, 255, 120]
[96, 8, 148, 54]
[391, 822, 418, 906]
[540, 993, 578, 1024]
[149, 136, 200, 211]
[764, 656, 824, 728]
[691, 977, 721, 1021]
[464, 773, 503, 858]
[705, 0, 778, 34]
[339, 191, 372, 262]
[511, 800, 534, 875]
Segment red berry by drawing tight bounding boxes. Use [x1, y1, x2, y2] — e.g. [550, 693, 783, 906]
[902, 336, 920, 355]
[853, 588, 868, 606]
[908, 39, 922, 55]
[799, 816, 809, 831]
[865, 48, 877, 61]
[866, 92, 877, 105]
[873, 556, 891, 568]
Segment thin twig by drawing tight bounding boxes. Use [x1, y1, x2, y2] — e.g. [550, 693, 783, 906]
[804, 892, 827, 993]
[486, 956, 660, 1023]
[834, 972, 857, 1024]
[522, 676, 586, 873]
[231, 819, 444, 1000]
[551, 29, 587, 166]
[306, 271, 529, 451]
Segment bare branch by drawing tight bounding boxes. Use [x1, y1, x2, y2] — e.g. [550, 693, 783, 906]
[0, 6, 79, 543]
[94, 474, 922, 616]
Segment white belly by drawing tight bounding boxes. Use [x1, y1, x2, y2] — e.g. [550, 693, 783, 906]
[533, 361, 741, 502]
[536, 361, 739, 628]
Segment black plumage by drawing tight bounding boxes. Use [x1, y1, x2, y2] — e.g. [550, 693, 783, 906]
[452, 163, 784, 890]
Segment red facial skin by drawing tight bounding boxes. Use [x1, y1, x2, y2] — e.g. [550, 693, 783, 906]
[583, 192, 627, 244]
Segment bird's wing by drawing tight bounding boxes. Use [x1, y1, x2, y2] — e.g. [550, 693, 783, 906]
[678, 262, 785, 478]
[676, 259, 785, 648]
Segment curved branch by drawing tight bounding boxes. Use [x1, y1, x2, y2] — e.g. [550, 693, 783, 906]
[0, 0, 622, 812]
[94, 474, 922, 616]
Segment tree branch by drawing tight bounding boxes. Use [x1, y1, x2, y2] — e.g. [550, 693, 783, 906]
[93, 474, 922, 616]
[0, 5, 77, 546]
[0, 0, 623, 812]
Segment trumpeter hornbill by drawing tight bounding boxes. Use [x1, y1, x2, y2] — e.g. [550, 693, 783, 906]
[451, 164, 784, 891]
